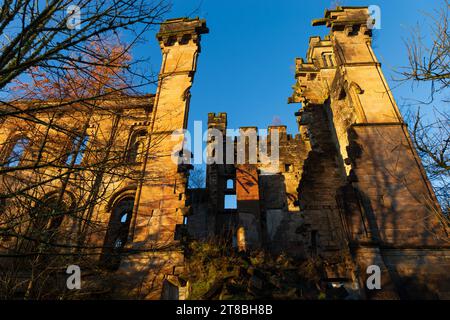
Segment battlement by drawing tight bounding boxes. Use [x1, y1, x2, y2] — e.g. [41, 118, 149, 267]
[208, 112, 227, 124]
[157, 17, 209, 46]
[312, 6, 370, 29]
[226, 125, 300, 143]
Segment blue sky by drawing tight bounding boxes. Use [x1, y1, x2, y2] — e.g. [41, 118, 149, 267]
[138, 0, 441, 134]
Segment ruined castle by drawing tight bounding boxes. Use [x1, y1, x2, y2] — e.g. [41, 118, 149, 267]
[0, 7, 449, 300]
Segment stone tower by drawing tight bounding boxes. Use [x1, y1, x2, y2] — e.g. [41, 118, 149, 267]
[119, 18, 209, 299]
[289, 7, 450, 299]
[0, 17, 209, 300]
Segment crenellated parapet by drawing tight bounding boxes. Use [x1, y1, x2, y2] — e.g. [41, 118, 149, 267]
[312, 6, 372, 37]
[207, 112, 227, 128]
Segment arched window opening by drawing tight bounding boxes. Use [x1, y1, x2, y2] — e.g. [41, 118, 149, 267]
[5, 137, 29, 167]
[28, 196, 68, 254]
[226, 179, 234, 189]
[66, 135, 89, 166]
[128, 131, 147, 163]
[101, 197, 134, 270]
[68, 135, 89, 165]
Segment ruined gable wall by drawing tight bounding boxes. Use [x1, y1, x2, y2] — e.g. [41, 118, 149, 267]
[0, 18, 208, 300]
[290, 6, 450, 299]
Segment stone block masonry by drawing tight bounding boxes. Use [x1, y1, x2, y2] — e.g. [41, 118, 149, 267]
[1, 7, 449, 300]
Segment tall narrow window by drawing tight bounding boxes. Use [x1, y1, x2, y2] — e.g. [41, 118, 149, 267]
[66, 135, 89, 166]
[327, 55, 334, 67]
[322, 52, 334, 67]
[225, 194, 237, 209]
[6, 137, 29, 167]
[102, 197, 134, 270]
[28, 195, 69, 253]
[322, 54, 329, 67]
[128, 131, 147, 163]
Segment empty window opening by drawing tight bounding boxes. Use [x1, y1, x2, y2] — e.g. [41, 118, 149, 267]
[102, 197, 134, 270]
[321, 52, 334, 67]
[328, 55, 334, 67]
[226, 179, 234, 189]
[338, 88, 347, 100]
[225, 194, 237, 209]
[28, 195, 69, 257]
[66, 135, 89, 166]
[6, 137, 29, 167]
[322, 54, 328, 67]
[128, 131, 147, 163]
